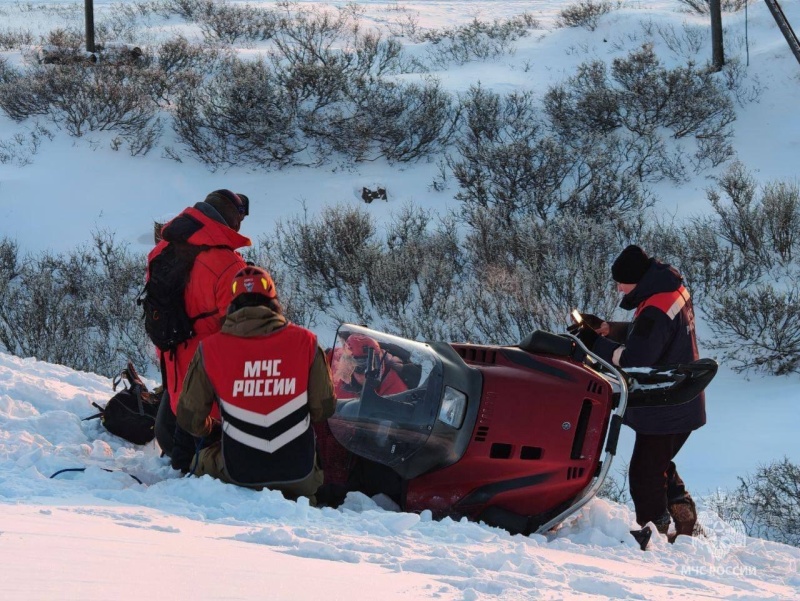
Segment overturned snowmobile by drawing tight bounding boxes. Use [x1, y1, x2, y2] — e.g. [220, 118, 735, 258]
[315, 324, 717, 535]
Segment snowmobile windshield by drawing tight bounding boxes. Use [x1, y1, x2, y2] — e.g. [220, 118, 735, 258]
[328, 325, 445, 479]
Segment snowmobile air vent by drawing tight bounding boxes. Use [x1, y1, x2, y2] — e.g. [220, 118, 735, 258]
[457, 347, 497, 365]
[587, 379, 604, 396]
[570, 400, 593, 460]
[490, 443, 513, 459]
[474, 426, 490, 442]
[521, 446, 543, 460]
[566, 467, 585, 480]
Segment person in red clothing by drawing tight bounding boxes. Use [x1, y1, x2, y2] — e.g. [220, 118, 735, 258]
[177, 266, 335, 500]
[150, 189, 251, 471]
[333, 334, 408, 402]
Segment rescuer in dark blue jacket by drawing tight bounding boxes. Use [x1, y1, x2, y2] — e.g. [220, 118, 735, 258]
[579, 245, 705, 540]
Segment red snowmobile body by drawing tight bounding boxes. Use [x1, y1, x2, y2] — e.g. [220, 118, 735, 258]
[316, 324, 716, 535]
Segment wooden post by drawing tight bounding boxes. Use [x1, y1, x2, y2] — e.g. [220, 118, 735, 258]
[710, 0, 724, 70]
[764, 0, 800, 66]
[85, 0, 95, 53]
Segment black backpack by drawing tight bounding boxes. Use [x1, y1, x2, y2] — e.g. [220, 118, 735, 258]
[85, 362, 161, 445]
[138, 241, 214, 353]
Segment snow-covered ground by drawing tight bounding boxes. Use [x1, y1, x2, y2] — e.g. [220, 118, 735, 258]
[1, 352, 799, 600]
[1, 1, 799, 599]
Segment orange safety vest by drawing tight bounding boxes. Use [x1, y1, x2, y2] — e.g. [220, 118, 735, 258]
[634, 286, 690, 320]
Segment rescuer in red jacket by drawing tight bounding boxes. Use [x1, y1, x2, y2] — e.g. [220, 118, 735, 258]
[176, 266, 336, 502]
[150, 190, 250, 471]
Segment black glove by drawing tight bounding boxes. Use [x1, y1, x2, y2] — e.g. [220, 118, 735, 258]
[171, 424, 197, 474]
[568, 312, 604, 334]
[575, 326, 599, 349]
[578, 313, 604, 330]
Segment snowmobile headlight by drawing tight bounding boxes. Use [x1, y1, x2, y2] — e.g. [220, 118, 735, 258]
[439, 386, 466, 429]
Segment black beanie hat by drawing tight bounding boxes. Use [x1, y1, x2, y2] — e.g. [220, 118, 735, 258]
[611, 245, 651, 284]
[204, 189, 247, 230]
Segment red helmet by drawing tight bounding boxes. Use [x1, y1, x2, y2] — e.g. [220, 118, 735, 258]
[231, 266, 276, 302]
[344, 334, 380, 358]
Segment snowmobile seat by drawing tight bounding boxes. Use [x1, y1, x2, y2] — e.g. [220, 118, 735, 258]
[518, 330, 573, 357]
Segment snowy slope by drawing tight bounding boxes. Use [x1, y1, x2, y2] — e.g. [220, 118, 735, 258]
[0, 351, 798, 600]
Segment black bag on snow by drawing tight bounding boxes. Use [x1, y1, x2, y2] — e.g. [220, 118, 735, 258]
[137, 242, 211, 353]
[86, 361, 161, 445]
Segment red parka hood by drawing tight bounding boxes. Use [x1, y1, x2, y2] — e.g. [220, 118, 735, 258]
[160, 205, 251, 251]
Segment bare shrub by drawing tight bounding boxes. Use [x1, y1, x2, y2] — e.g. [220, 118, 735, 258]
[762, 182, 800, 264]
[272, 3, 359, 66]
[267, 204, 382, 326]
[733, 458, 800, 547]
[0, 232, 152, 377]
[173, 58, 305, 168]
[598, 462, 631, 505]
[662, 164, 800, 375]
[54, 66, 158, 137]
[315, 76, 458, 163]
[0, 123, 52, 166]
[721, 57, 764, 106]
[420, 15, 536, 67]
[272, 5, 403, 78]
[42, 27, 85, 53]
[0, 28, 34, 50]
[385, 6, 421, 39]
[461, 209, 636, 340]
[558, 0, 614, 32]
[157, 36, 219, 74]
[0, 64, 54, 121]
[708, 162, 800, 271]
[351, 31, 405, 77]
[676, 0, 750, 15]
[451, 85, 652, 226]
[258, 199, 653, 345]
[14, 2, 82, 19]
[156, 0, 215, 20]
[175, 34, 449, 168]
[169, 4, 435, 168]
[655, 216, 756, 311]
[198, 2, 277, 44]
[371, 206, 467, 340]
[706, 283, 800, 375]
[545, 44, 736, 179]
[655, 22, 707, 59]
[0, 61, 162, 148]
[96, 1, 155, 43]
[147, 36, 223, 103]
[255, 203, 473, 341]
[127, 116, 162, 156]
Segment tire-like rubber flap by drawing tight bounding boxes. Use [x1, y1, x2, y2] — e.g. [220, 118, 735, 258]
[626, 358, 717, 408]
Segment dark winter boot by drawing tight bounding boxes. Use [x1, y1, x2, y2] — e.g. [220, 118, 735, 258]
[668, 497, 697, 537]
[653, 512, 671, 536]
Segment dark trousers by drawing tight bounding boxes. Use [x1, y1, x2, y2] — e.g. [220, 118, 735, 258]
[155, 388, 176, 457]
[629, 431, 692, 527]
[154, 390, 195, 473]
